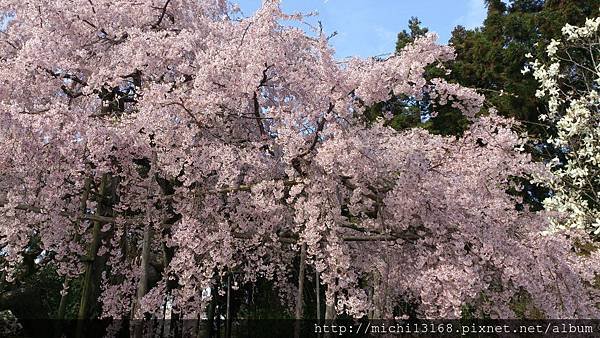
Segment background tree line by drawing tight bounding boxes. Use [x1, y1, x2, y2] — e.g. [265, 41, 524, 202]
[368, 0, 598, 209]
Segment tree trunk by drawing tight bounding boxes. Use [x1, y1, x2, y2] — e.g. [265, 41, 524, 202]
[59, 178, 89, 336]
[372, 272, 381, 319]
[133, 152, 158, 337]
[76, 173, 109, 338]
[295, 243, 307, 319]
[325, 300, 335, 320]
[294, 243, 307, 338]
[206, 284, 218, 338]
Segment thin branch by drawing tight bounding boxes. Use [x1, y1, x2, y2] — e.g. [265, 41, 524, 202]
[37, 6, 43, 28]
[249, 63, 275, 135]
[252, 92, 266, 135]
[233, 232, 296, 244]
[162, 99, 202, 129]
[44, 68, 87, 86]
[1, 188, 416, 243]
[208, 179, 298, 194]
[78, 16, 97, 29]
[18, 108, 51, 115]
[296, 103, 333, 158]
[88, 0, 96, 14]
[232, 231, 401, 243]
[238, 22, 253, 49]
[258, 64, 273, 88]
[342, 235, 398, 242]
[339, 220, 423, 242]
[2, 40, 18, 50]
[5, 199, 115, 224]
[152, 0, 172, 29]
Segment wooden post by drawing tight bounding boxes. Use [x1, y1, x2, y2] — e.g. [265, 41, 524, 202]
[138, 224, 153, 298]
[192, 314, 200, 338]
[133, 221, 153, 338]
[53, 278, 69, 338]
[160, 298, 167, 338]
[324, 290, 336, 338]
[215, 304, 221, 338]
[367, 273, 374, 319]
[315, 270, 321, 321]
[57, 279, 68, 320]
[225, 273, 232, 338]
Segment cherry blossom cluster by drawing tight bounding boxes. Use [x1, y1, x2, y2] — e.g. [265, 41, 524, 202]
[0, 0, 598, 320]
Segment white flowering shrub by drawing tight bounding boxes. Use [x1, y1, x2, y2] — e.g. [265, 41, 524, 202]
[528, 15, 600, 233]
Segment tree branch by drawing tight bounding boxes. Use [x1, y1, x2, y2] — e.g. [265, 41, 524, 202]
[252, 63, 274, 136]
[162, 99, 202, 129]
[2, 193, 417, 242]
[44, 68, 88, 86]
[297, 103, 333, 158]
[252, 92, 266, 135]
[152, 0, 172, 29]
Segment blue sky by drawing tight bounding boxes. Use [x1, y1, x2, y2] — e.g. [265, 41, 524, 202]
[234, 0, 487, 58]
